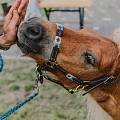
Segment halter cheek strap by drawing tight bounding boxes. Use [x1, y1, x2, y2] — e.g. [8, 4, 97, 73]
[49, 24, 83, 85]
[36, 24, 117, 95]
[49, 24, 63, 62]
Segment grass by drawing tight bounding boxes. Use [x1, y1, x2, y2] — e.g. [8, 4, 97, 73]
[9, 84, 20, 91]
[24, 83, 33, 91]
[0, 59, 87, 120]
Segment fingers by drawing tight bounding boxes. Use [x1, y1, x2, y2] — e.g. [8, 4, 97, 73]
[6, 10, 20, 33]
[9, 0, 22, 12]
[3, 0, 29, 30]
[7, 0, 22, 19]
[10, 10, 20, 29]
[3, 0, 22, 29]
[3, 10, 20, 46]
[1, 0, 29, 47]
[18, 0, 29, 15]
[21, 11, 26, 20]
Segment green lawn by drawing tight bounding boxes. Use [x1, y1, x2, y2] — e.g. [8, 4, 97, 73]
[0, 59, 87, 120]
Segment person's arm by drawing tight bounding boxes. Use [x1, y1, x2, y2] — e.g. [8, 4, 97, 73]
[0, 0, 29, 72]
[0, 0, 29, 49]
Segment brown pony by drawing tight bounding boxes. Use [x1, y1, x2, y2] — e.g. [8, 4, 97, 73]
[17, 17, 120, 120]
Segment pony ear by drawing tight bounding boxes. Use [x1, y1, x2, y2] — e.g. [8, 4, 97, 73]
[116, 55, 120, 72]
[110, 28, 120, 49]
[110, 28, 120, 72]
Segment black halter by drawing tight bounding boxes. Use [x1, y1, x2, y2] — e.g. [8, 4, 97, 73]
[36, 24, 117, 96]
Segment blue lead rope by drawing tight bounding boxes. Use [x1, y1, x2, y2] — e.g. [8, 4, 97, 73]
[0, 54, 4, 72]
[0, 92, 38, 120]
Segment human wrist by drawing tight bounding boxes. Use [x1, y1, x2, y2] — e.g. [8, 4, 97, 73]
[0, 34, 10, 50]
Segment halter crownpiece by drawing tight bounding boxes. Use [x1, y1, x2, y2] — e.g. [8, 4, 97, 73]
[36, 24, 117, 95]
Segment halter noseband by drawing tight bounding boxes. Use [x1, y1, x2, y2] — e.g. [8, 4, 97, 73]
[36, 24, 117, 96]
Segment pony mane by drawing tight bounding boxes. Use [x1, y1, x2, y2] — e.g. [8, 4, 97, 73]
[87, 95, 113, 120]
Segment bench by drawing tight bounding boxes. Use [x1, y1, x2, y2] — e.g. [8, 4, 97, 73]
[38, 0, 93, 29]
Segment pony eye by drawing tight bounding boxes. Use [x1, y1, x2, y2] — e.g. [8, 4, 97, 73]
[84, 52, 95, 66]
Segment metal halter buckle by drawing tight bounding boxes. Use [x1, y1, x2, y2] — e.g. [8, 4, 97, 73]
[104, 75, 115, 84]
[69, 85, 82, 93]
[46, 60, 58, 69]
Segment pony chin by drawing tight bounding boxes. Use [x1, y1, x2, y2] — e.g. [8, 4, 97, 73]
[87, 95, 113, 120]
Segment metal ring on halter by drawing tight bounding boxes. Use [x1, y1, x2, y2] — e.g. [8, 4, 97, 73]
[33, 77, 39, 94]
[33, 85, 39, 94]
[33, 84, 39, 94]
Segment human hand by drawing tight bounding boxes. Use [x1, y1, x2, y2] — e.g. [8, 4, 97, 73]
[0, 0, 29, 47]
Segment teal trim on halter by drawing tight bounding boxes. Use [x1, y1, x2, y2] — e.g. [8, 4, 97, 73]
[66, 73, 77, 81]
[56, 23, 63, 30]
[0, 54, 4, 72]
[53, 36, 62, 48]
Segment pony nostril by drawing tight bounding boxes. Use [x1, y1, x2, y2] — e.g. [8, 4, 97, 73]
[27, 26, 39, 36]
[24, 25, 41, 40]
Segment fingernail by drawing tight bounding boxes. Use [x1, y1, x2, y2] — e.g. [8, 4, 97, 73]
[13, 10, 17, 14]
